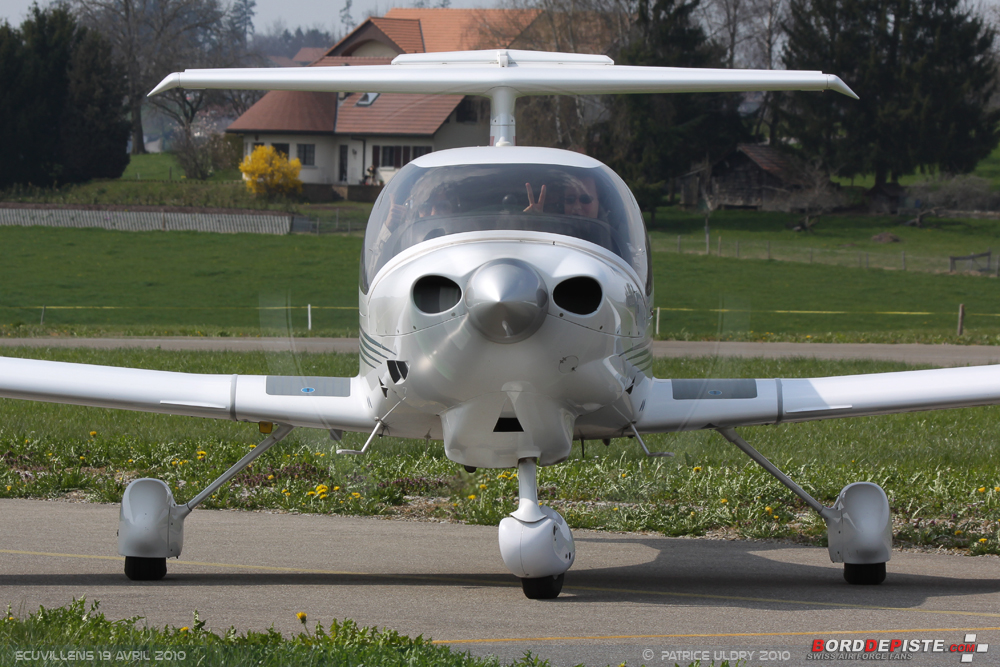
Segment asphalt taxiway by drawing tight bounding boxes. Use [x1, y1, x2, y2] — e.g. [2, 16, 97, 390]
[2, 499, 998, 666]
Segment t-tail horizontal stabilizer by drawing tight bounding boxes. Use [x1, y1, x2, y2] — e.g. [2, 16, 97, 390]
[148, 48, 857, 146]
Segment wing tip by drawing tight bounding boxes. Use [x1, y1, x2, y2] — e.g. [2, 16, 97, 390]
[148, 72, 181, 97]
[828, 75, 859, 99]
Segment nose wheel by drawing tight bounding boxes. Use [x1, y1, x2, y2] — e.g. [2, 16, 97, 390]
[498, 458, 575, 599]
[521, 572, 565, 599]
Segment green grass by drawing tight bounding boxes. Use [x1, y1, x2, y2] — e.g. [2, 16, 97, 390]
[648, 206, 1000, 259]
[1, 348, 999, 554]
[120, 153, 242, 182]
[0, 598, 555, 667]
[4, 226, 1000, 342]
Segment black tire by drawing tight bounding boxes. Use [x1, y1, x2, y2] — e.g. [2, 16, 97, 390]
[844, 562, 886, 585]
[520, 573, 564, 599]
[124, 556, 167, 581]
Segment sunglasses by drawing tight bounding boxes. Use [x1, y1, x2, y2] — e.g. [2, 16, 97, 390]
[564, 194, 594, 205]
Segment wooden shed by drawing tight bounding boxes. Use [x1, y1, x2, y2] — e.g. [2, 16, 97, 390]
[680, 144, 807, 209]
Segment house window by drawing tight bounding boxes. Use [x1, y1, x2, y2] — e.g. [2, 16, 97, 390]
[339, 145, 348, 182]
[381, 146, 395, 168]
[456, 98, 478, 123]
[355, 92, 380, 106]
[272, 143, 289, 157]
[412, 146, 432, 159]
[402, 146, 411, 165]
[372, 145, 380, 168]
[393, 145, 402, 168]
[297, 144, 315, 166]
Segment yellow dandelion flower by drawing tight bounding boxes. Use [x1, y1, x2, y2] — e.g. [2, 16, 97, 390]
[351, 492, 361, 499]
[612, 507, 619, 511]
[693, 466, 702, 472]
[197, 451, 207, 457]
[333, 486, 340, 491]
[467, 494, 476, 500]
[89, 431, 97, 437]
[316, 484, 328, 493]
[47, 453, 51, 456]
[621, 473, 627, 478]
[296, 612, 307, 623]
[249, 445, 256, 449]
[980, 538, 988, 543]
[282, 489, 288, 493]
[267, 475, 274, 480]
[995, 487, 1000, 492]
[5, 486, 10, 491]
[979, 487, 987, 493]
[306, 491, 316, 496]
[128, 459, 133, 463]
[180, 626, 190, 633]
[689, 511, 695, 517]
[479, 484, 487, 490]
[720, 498, 728, 504]
[79, 456, 85, 460]
[955, 529, 964, 535]
[319, 494, 327, 499]
[765, 506, 773, 514]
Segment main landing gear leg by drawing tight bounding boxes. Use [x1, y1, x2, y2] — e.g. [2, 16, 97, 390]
[118, 423, 295, 581]
[498, 457, 575, 599]
[717, 428, 891, 585]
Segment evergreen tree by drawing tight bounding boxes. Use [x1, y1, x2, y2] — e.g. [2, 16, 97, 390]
[60, 30, 130, 182]
[0, 21, 26, 188]
[592, 0, 749, 185]
[783, 0, 1000, 185]
[0, 5, 128, 188]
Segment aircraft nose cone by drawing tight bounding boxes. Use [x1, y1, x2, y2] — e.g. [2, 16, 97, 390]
[465, 259, 548, 343]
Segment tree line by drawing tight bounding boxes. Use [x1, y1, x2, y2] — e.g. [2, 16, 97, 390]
[1, 0, 996, 190]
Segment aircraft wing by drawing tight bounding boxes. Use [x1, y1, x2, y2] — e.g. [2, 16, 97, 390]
[635, 365, 1000, 432]
[0, 356, 374, 432]
[149, 48, 857, 99]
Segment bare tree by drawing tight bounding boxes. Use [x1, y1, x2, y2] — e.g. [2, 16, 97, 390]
[72, 0, 225, 154]
[474, 0, 637, 148]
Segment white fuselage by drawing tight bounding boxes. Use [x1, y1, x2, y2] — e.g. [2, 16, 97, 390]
[358, 229, 652, 468]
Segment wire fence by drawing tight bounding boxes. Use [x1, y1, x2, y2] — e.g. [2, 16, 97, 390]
[653, 236, 999, 276]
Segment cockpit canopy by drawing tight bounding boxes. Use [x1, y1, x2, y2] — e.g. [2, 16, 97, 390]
[361, 160, 651, 294]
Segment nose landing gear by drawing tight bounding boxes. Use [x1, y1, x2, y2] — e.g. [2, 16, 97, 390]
[498, 458, 575, 599]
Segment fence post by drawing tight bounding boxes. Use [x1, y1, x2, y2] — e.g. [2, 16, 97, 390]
[308, 304, 312, 331]
[656, 307, 661, 336]
[957, 303, 965, 336]
[866, 252, 869, 269]
[809, 248, 813, 263]
[717, 235, 721, 255]
[40, 305, 45, 325]
[677, 235, 682, 254]
[735, 240, 739, 258]
[767, 241, 771, 260]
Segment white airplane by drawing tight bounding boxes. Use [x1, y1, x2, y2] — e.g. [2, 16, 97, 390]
[3, 49, 995, 600]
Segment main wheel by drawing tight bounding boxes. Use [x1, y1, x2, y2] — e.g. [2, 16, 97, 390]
[843, 562, 885, 585]
[124, 556, 167, 581]
[520, 573, 564, 599]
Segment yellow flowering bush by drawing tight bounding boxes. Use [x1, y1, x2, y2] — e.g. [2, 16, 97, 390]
[239, 145, 302, 198]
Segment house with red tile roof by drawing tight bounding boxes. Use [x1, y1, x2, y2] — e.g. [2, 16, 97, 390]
[226, 8, 541, 193]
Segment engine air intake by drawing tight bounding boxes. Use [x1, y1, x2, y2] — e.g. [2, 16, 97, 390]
[413, 275, 461, 314]
[553, 277, 603, 315]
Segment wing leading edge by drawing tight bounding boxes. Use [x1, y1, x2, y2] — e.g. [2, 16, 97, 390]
[0, 356, 374, 432]
[635, 365, 1000, 433]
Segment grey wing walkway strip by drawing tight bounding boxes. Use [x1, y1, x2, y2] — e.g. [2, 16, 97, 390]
[1, 338, 1000, 366]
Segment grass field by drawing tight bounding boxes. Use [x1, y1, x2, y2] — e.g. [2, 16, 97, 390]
[3, 226, 1000, 342]
[119, 153, 242, 183]
[0, 598, 556, 667]
[1, 348, 998, 554]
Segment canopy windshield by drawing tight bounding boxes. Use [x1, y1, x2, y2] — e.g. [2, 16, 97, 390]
[361, 162, 650, 293]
